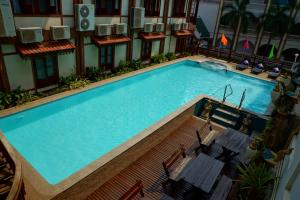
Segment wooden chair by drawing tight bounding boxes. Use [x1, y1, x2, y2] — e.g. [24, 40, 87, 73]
[119, 180, 145, 200]
[195, 121, 220, 155]
[162, 144, 192, 189]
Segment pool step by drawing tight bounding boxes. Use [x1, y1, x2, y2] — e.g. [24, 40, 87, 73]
[211, 106, 240, 128]
[211, 114, 237, 128]
[214, 107, 240, 121]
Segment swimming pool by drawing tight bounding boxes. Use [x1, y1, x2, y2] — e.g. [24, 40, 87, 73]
[0, 60, 274, 184]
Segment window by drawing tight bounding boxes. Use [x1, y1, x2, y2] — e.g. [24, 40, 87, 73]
[33, 55, 59, 88]
[100, 46, 114, 70]
[95, 0, 121, 15]
[143, 0, 160, 16]
[176, 38, 187, 53]
[141, 41, 152, 60]
[173, 0, 186, 17]
[11, 0, 61, 15]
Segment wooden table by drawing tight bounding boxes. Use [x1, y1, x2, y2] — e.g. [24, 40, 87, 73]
[215, 128, 250, 162]
[176, 153, 224, 193]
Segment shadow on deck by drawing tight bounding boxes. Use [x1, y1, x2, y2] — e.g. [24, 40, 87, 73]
[87, 116, 229, 200]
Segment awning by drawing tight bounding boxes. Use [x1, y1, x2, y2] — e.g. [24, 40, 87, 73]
[16, 40, 76, 57]
[92, 36, 130, 46]
[139, 33, 165, 41]
[174, 30, 193, 38]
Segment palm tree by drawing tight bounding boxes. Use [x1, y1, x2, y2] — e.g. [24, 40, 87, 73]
[277, 0, 300, 59]
[259, 2, 291, 58]
[220, 0, 257, 55]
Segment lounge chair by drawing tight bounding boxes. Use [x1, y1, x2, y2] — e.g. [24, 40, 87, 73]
[268, 67, 281, 78]
[251, 63, 264, 74]
[236, 59, 250, 70]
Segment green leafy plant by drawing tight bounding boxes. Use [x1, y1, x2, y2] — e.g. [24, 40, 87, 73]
[237, 163, 274, 200]
[131, 59, 142, 70]
[86, 67, 102, 81]
[0, 87, 39, 110]
[119, 60, 131, 69]
[151, 54, 167, 64]
[165, 52, 177, 61]
[59, 74, 89, 90]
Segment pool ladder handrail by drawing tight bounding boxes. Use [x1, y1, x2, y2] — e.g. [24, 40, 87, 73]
[238, 89, 247, 109]
[222, 84, 233, 102]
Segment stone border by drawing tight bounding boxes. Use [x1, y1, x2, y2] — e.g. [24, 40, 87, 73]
[0, 55, 275, 118]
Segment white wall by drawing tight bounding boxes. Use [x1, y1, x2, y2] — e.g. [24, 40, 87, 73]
[151, 40, 160, 56]
[114, 44, 127, 67]
[84, 45, 99, 68]
[14, 17, 61, 30]
[58, 53, 76, 77]
[4, 55, 34, 90]
[132, 39, 142, 60]
[275, 134, 300, 200]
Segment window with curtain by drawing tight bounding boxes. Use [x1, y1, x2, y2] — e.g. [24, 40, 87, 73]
[173, 0, 186, 17]
[95, 0, 121, 15]
[11, 0, 61, 15]
[33, 55, 59, 88]
[100, 46, 114, 70]
[143, 0, 160, 16]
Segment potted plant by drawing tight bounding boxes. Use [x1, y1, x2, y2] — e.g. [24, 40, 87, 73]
[237, 163, 274, 200]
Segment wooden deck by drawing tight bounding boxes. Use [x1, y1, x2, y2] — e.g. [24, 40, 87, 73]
[87, 116, 225, 200]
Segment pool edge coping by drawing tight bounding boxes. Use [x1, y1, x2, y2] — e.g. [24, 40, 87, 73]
[0, 56, 275, 118]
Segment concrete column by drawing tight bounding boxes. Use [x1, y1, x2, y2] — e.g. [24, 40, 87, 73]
[276, 0, 300, 59]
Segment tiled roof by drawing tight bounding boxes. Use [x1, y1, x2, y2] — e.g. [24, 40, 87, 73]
[92, 36, 131, 46]
[174, 30, 193, 37]
[16, 40, 76, 57]
[139, 32, 165, 40]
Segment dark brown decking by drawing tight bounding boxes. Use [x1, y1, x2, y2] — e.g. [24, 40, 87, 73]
[87, 117, 225, 200]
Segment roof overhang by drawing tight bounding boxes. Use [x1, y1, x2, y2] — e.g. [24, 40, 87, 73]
[92, 36, 131, 47]
[173, 30, 193, 38]
[139, 33, 165, 41]
[16, 40, 76, 57]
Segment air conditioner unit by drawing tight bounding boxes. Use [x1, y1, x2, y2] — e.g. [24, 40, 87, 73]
[96, 24, 111, 36]
[115, 23, 127, 35]
[0, 0, 16, 37]
[75, 4, 95, 32]
[18, 27, 43, 44]
[51, 26, 71, 40]
[155, 23, 164, 32]
[144, 23, 154, 33]
[181, 22, 188, 30]
[131, 7, 145, 29]
[172, 23, 181, 31]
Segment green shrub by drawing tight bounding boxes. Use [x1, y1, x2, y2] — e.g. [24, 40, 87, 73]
[165, 52, 177, 61]
[59, 74, 89, 90]
[0, 87, 39, 110]
[119, 60, 131, 69]
[68, 79, 89, 89]
[86, 67, 102, 81]
[151, 54, 167, 64]
[237, 163, 274, 200]
[131, 59, 142, 70]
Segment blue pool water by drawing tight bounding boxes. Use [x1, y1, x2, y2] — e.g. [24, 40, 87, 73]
[0, 60, 274, 184]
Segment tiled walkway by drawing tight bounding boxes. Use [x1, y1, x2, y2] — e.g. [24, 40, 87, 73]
[87, 117, 225, 200]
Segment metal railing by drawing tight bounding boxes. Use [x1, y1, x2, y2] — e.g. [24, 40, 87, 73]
[222, 84, 233, 102]
[238, 89, 247, 109]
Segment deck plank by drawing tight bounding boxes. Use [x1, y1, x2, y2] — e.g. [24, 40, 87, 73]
[87, 117, 223, 200]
